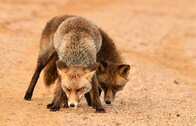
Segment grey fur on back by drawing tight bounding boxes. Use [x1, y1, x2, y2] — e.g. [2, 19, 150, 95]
[54, 16, 102, 66]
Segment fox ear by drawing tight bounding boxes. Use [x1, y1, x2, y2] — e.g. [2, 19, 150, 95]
[84, 62, 99, 81]
[97, 61, 108, 73]
[85, 62, 99, 72]
[118, 64, 130, 78]
[56, 60, 68, 75]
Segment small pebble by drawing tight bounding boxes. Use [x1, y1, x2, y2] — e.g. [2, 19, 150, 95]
[174, 80, 179, 85]
[176, 114, 180, 117]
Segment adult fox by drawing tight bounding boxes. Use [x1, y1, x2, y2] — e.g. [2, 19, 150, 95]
[24, 15, 130, 111]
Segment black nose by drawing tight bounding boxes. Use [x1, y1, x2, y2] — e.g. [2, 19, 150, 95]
[105, 100, 111, 104]
[70, 103, 75, 107]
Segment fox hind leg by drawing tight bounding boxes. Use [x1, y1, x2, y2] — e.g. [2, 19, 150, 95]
[24, 45, 55, 100]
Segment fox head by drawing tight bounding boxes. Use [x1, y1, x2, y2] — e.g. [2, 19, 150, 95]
[97, 61, 130, 104]
[56, 60, 99, 108]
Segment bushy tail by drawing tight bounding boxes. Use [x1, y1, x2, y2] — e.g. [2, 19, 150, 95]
[43, 52, 58, 86]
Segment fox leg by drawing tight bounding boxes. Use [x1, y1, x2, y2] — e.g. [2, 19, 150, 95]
[98, 87, 102, 96]
[89, 75, 105, 113]
[84, 93, 92, 106]
[61, 89, 69, 108]
[47, 76, 68, 111]
[24, 45, 55, 100]
[85, 87, 102, 106]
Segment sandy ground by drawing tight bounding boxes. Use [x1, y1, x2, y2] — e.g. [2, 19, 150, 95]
[0, 0, 196, 125]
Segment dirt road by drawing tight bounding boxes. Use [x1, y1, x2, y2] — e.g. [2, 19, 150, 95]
[0, 0, 196, 125]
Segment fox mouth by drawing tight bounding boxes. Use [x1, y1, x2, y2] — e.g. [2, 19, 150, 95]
[104, 97, 114, 104]
[68, 99, 81, 107]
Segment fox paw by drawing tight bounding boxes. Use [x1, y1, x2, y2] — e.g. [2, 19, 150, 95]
[50, 106, 60, 111]
[47, 103, 60, 111]
[47, 103, 54, 109]
[95, 107, 106, 113]
[24, 93, 32, 100]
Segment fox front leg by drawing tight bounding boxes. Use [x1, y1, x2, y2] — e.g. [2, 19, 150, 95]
[47, 76, 68, 111]
[85, 93, 92, 106]
[85, 87, 102, 106]
[89, 75, 105, 113]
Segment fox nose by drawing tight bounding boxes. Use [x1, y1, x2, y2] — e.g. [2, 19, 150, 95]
[70, 103, 75, 107]
[105, 100, 111, 104]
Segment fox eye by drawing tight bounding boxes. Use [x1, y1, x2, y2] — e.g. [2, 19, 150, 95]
[76, 87, 84, 93]
[113, 86, 123, 92]
[100, 83, 107, 90]
[65, 87, 71, 92]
